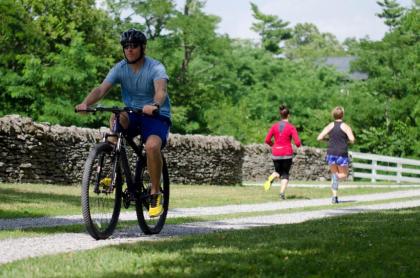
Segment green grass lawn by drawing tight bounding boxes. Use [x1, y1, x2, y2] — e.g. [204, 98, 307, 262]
[1, 207, 419, 277]
[1, 183, 418, 219]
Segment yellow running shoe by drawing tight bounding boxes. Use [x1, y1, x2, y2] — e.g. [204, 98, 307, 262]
[263, 174, 276, 191]
[263, 180, 271, 191]
[100, 177, 112, 189]
[149, 193, 163, 218]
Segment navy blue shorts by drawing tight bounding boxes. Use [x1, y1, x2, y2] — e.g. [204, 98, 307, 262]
[120, 113, 171, 148]
[326, 155, 349, 166]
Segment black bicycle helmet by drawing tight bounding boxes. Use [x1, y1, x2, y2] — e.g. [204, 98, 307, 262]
[120, 28, 147, 46]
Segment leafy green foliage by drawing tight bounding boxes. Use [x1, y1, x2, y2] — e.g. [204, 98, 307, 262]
[250, 2, 292, 54]
[284, 23, 345, 60]
[376, 0, 405, 29]
[351, 7, 419, 157]
[358, 120, 419, 157]
[0, 0, 120, 127]
[0, 0, 418, 158]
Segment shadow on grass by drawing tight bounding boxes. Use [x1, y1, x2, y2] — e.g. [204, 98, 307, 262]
[0, 224, 86, 238]
[165, 216, 211, 225]
[285, 194, 311, 200]
[0, 188, 81, 218]
[105, 207, 420, 277]
[338, 200, 356, 203]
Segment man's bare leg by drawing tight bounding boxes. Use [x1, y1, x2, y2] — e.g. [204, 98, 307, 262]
[108, 112, 129, 144]
[145, 135, 163, 194]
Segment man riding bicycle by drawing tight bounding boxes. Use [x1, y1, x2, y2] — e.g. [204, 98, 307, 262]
[75, 28, 171, 218]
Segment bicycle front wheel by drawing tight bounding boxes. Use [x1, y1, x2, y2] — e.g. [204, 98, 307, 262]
[135, 155, 170, 234]
[81, 142, 122, 240]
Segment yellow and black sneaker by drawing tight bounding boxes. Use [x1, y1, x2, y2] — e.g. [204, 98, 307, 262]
[263, 173, 276, 191]
[149, 193, 163, 218]
[99, 177, 112, 189]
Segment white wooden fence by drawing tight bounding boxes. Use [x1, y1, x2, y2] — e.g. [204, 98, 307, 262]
[350, 151, 420, 183]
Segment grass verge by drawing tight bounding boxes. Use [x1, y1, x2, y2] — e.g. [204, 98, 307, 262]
[0, 207, 419, 277]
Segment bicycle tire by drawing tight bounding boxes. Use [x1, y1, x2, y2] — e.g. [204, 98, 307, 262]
[81, 142, 122, 240]
[135, 155, 170, 234]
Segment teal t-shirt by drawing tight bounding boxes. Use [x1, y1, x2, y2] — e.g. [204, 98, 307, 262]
[105, 57, 171, 118]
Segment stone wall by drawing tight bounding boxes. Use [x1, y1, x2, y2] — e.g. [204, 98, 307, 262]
[0, 115, 102, 184]
[0, 115, 335, 185]
[0, 115, 242, 185]
[242, 144, 330, 182]
[164, 134, 243, 185]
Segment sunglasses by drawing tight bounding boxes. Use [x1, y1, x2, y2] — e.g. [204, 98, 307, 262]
[123, 43, 141, 49]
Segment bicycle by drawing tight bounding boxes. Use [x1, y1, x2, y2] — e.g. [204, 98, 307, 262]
[76, 106, 170, 240]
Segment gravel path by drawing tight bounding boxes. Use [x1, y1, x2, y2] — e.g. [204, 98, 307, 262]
[0, 190, 420, 265]
[2, 189, 420, 230]
[244, 182, 420, 188]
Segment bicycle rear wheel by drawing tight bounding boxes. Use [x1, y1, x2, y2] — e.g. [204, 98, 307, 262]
[135, 155, 170, 234]
[81, 142, 122, 239]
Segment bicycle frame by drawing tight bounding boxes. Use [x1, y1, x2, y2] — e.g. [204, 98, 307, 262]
[106, 110, 148, 202]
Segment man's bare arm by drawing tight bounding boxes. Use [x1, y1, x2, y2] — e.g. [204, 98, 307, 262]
[153, 79, 167, 105]
[143, 79, 167, 115]
[75, 81, 113, 111]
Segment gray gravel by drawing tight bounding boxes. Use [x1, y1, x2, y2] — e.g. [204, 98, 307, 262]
[2, 189, 420, 230]
[0, 190, 420, 265]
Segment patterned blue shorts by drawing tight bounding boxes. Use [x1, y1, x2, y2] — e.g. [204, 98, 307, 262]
[326, 155, 349, 166]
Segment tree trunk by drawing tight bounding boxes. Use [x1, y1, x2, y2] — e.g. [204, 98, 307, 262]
[178, 0, 194, 83]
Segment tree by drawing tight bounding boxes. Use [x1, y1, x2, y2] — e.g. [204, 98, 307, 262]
[162, 0, 225, 133]
[376, 0, 405, 29]
[283, 23, 345, 60]
[166, 0, 221, 83]
[342, 38, 361, 55]
[122, 0, 176, 39]
[351, 7, 419, 157]
[250, 2, 292, 54]
[0, 0, 119, 126]
[0, 0, 45, 68]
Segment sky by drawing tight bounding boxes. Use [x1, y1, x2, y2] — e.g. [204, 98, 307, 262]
[174, 0, 414, 42]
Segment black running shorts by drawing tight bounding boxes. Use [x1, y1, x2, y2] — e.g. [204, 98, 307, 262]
[273, 158, 293, 179]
